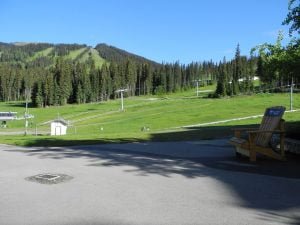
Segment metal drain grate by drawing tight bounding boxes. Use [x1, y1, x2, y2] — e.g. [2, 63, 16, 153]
[26, 173, 73, 185]
[35, 174, 61, 181]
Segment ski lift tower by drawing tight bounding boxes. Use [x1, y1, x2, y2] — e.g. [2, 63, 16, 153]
[193, 80, 201, 97]
[115, 89, 128, 111]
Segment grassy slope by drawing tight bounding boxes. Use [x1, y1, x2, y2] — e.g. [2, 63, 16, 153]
[63, 47, 105, 68]
[25, 47, 106, 68]
[89, 48, 106, 68]
[0, 91, 299, 146]
[77, 48, 106, 68]
[65, 47, 87, 60]
[28, 47, 54, 61]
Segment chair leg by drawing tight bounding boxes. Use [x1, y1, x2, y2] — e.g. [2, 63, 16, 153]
[248, 134, 256, 162]
[249, 150, 256, 162]
[236, 151, 242, 158]
[280, 134, 285, 159]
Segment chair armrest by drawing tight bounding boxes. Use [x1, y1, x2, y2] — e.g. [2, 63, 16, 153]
[231, 128, 258, 131]
[232, 128, 259, 138]
[247, 130, 285, 134]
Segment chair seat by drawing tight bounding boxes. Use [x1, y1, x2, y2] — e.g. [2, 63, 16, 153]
[229, 137, 247, 146]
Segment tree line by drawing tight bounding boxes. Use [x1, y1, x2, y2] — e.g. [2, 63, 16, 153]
[0, 39, 293, 107]
[213, 44, 256, 98]
[0, 57, 221, 107]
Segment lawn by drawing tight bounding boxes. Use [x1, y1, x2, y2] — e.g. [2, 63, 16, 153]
[0, 90, 299, 146]
[28, 47, 54, 61]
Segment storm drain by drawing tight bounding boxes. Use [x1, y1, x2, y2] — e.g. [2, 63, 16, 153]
[26, 173, 73, 185]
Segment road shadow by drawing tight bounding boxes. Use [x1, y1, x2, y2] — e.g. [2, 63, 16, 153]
[22, 137, 144, 147]
[3, 122, 300, 224]
[4, 102, 35, 108]
[150, 121, 300, 141]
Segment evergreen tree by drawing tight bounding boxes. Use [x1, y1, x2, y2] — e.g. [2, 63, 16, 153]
[125, 60, 137, 96]
[54, 58, 72, 105]
[282, 0, 300, 35]
[75, 83, 84, 104]
[159, 65, 167, 93]
[80, 63, 91, 103]
[110, 62, 121, 99]
[233, 44, 241, 95]
[89, 61, 99, 102]
[144, 64, 153, 94]
[174, 61, 182, 91]
[214, 58, 227, 97]
[43, 70, 55, 106]
[31, 80, 44, 107]
[166, 64, 174, 92]
[100, 63, 110, 100]
[135, 64, 143, 96]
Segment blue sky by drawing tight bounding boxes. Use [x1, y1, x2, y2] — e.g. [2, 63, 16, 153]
[0, 0, 291, 64]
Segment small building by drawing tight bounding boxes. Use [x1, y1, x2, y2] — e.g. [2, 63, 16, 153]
[50, 119, 68, 136]
[0, 112, 17, 128]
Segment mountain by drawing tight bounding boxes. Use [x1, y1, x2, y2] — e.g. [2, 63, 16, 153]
[0, 42, 160, 69]
[95, 43, 160, 68]
[0, 42, 104, 68]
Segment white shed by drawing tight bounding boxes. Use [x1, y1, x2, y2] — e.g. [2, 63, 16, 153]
[50, 119, 68, 136]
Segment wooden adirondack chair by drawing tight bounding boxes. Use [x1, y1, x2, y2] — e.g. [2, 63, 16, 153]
[229, 106, 286, 162]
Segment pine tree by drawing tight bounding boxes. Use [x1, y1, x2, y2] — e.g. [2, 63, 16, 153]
[214, 58, 227, 97]
[143, 64, 152, 94]
[166, 64, 174, 92]
[54, 58, 72, 105]
[125, 60, 137, 96]
[31, 80, 44, 107]
[80, 64, 91, 103]
[159, 65, 167, 93]
[233, 44, 241, 95]
[110, 62, 121, 99]
[89, 61, 99, 102]
[43, 70, 54, 106]
[100, 63, 110, 101]
[135, 64, 142, 96]
[174, 61, 182, 91]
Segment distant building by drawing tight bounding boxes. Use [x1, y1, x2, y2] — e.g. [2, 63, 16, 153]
[0, 112, 17, 128]
[50, 119, 68, 136]
[0, 112, 17, 121]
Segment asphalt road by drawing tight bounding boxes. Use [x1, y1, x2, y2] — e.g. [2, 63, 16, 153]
[0, 139, 300, 225]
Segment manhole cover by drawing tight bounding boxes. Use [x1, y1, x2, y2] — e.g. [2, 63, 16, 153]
[35, 174, 61, 180]
[26, 173, 73, 185]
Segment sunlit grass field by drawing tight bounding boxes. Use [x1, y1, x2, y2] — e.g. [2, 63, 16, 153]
[0, 88, 299, 146]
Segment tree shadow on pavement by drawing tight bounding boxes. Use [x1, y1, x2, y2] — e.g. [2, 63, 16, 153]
[4, 122, 300, 225]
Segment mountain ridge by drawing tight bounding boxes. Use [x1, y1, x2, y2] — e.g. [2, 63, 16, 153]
[0, 41, 160, 68]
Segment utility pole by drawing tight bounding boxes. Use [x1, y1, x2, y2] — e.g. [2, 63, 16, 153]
[24, 88, 29, 135]
[194, 80, 201, 97]
[290, 77, 294, 111]
[116, 89, 128, 111]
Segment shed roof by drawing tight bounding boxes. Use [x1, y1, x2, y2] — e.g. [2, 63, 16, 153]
[51, 118, 69, 126]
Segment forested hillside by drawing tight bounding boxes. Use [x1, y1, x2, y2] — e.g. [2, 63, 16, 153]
[95, 43, 160, 67]
[0, 42, 222, 107]
[0, 37, 298, 107]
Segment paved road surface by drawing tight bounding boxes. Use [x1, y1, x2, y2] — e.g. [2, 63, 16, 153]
[0, 139, 300, 225]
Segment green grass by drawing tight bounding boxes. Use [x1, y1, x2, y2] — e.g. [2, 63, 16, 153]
[63, 47, 105, 68]
[89, 48, 106, 68]
[65, 48, 87, 60]
[24, 47, 106, 69]
[28, 47, 54, 61]
[0, 91, 299, 146]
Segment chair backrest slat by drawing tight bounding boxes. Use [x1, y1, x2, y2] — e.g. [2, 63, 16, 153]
[255, 106, 285, 147]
